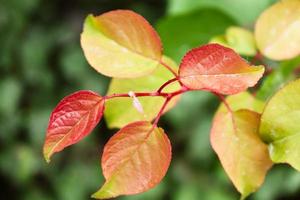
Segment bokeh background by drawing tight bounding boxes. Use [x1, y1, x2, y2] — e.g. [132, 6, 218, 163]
[1, 0, 300, 199]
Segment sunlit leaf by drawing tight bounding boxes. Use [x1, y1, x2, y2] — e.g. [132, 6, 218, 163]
[81, 10, 162, 78]
[226, 27, 256, 56]
[211, 109, 272, 198]
[43, 90, 104, 162]
[260, 79, 300, 171]
[226, 26, 257, 56]
[210, 26, 257, 56]
[209, 35, 229, 48]
[179, 44, 264, 95]
[255, 0, 300, 60]
[93, 121, 171, 199]
[104, 56, 180, 128]
[217, 92, 265, 114]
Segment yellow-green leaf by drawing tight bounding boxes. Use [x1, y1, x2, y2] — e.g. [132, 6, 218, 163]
[255, 0, 300, 60]
[81, 10, 162, 78]
[104, 56, 180, 128]
[217, 92, 265, 114]
[260, 79, 300, 171]
[210, 26, 257, 56]
[211, 109, 272, 198]
[226, 26, 257, 56]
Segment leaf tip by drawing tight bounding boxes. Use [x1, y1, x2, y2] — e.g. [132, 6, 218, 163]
[43, 147, 52, 163]
[91, 186, 115, 200]
[43, 153, 51, 163]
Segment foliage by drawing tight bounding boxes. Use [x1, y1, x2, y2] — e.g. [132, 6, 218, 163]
[2, 0, 300, 200]
[42, 1, 300, 199]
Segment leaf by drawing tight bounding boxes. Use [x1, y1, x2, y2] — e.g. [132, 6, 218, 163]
[256, 56, 300, 100]
[167, 0, 275, 25]
[209, 35, 229, 48]
[80, 10, 162, 78]
[92, 121, 171, 199]
[43, 90, 104, 162]
[260, 79, 300, 170]
[255, 0, 300, 60]
[156, 8, 236, 62]
[104, 56, 181, 128]
[217, 92, 265, 114]
[210, 26, 257, 56]
[211, 109, 273, 198]
[179, 44, 265, 95]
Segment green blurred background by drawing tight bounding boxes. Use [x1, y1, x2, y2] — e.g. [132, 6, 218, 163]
[1, 0, 300, 199]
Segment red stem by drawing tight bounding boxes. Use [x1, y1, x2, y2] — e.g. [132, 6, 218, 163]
[213, 92, 233, 114]
[104, 87, 188, 100]
[104, 86, 188, 129]
[160, 61, 178, 78]
[104, 92, 162, 99]
[212, 92, 237, 133]
[250, 52, 263, 65]
[153, 98, 170, 126]
[157, 78, 178, 93]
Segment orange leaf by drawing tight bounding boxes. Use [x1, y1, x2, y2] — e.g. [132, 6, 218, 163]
[179, 44, 264, 95]
[43, 90, 104, 163]
[92, 121, 171, 199]
[210, 109, 272, 198]
[81, 10, 162, 78]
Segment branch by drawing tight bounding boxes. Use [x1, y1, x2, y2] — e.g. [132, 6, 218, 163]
[157, 78, 178, 93]
[160, 60, 179, 79]
[153, 98, 170, 126]
[105, 87, 189, 101]
[213, 92, 237, 134]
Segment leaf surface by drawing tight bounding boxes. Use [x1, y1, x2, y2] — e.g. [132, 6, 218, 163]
[260, 79, 300, 170]
[211, 109, 272, 198]
[217, 92, 265, 114]
[104, 56, 180, 128]
[81, 10, 162, 78]
[93, 121, 171, 199]
[156, 9, 235, 62]
[167, 0, 275, 25]
[43, 90, 104, 162]
[179, 44, 264, 95]
[255, 0, 300, 60]
[210, 26, 257, 56]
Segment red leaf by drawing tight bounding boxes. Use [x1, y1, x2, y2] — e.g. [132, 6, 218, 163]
[179, 44, 264, 95]
[92, 121, 171, 199]
[43, 90, 104, 162]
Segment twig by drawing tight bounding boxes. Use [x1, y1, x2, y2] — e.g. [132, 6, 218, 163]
[157, 78, 178, 93]
[160, 61, 178, 78]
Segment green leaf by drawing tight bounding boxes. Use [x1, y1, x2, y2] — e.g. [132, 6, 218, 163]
[211, 109, 273, 198]
[209, 35, 229, 48]
[167, 0, 276, 25]
[257, 56, 300, 100]
[260, 79, 300, 170]
[156, 9, 236, 62]
[210, 26, 257, 56]
[104, 56, 180, 128]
